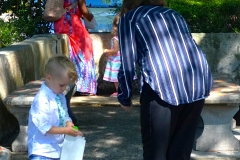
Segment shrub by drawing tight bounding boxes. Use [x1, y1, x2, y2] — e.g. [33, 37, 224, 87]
[0, 20, 19, 48]
[0, 0, 51, 49]
[167, 0, 240, 33]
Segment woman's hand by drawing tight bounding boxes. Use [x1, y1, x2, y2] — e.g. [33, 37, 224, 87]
[103, 49, 112, 56]
[104, 49, 116, 56]
[103, 49, 108, 54]
[78, 0, 94, 21]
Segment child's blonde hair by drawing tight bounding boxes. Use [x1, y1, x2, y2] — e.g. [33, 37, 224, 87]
[44, 55, 78, 83]
[111, 14, 121, 36]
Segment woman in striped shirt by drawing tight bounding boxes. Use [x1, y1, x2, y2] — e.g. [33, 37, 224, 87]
[117, 0, 213, 159]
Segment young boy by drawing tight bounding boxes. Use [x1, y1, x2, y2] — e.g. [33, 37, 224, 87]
[28, 55, 83, 160]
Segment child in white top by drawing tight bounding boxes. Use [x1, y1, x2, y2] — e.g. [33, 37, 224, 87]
[28, 55, 83, 160]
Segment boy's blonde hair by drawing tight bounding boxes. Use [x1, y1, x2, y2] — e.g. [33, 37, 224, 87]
[44, 55, 78, 83]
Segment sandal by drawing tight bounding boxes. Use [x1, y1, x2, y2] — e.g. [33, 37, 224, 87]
[110, 92, 118, 97]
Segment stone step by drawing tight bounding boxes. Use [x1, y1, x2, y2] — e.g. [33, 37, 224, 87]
[70, 95, 140, 107]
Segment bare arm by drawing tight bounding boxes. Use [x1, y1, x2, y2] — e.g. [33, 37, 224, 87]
[104, 39, 119, 56]
[47, 126, 67, 134]
[78, 0, 93, 21]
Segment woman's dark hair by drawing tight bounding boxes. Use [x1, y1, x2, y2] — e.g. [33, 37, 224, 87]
[140, 0, 166, 6]
[120, 0, 166, 16]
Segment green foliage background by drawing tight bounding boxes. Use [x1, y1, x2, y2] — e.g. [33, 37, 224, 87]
[0, 0, 240, 49]
[0, 0, 51, 48]
[167, 0, 240, 33]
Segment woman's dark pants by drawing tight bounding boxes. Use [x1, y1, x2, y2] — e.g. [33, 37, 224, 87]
[140, 83, 204, 160]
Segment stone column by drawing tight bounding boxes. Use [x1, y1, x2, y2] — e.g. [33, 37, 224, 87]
[195, 104, 240, 151]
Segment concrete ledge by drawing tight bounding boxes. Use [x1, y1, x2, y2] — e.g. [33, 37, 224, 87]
[4, 74, 240, 107]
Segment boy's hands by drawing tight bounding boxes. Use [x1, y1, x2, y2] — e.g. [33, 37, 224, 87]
[65, 121, 83, 137]
[47, 123, 83, 137]
[66, 121, 74, 127]
[64, 126, 83, 137]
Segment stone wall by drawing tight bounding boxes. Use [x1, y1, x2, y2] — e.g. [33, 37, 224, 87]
[0, 33, 240, 147]
[192, 33, 240, 78]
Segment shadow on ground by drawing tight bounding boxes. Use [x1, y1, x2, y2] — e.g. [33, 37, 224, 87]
[72, 106, 142, 160]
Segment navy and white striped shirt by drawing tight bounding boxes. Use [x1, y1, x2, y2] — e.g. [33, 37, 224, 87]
[117, 6, 213, 106]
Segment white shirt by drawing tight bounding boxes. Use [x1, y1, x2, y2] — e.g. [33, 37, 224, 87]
[28, 82, 72, 158]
